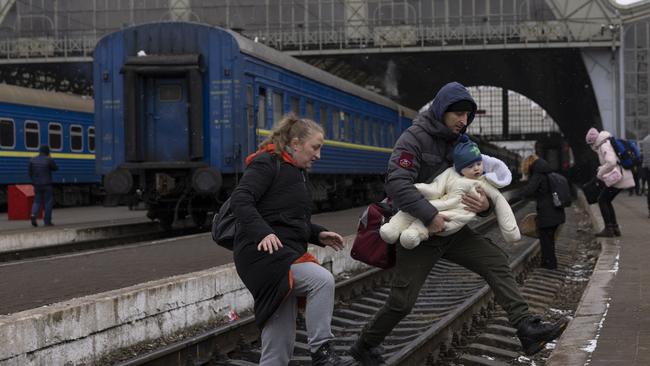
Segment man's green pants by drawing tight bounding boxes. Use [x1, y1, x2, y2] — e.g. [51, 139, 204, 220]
[359, 226, 530, 347]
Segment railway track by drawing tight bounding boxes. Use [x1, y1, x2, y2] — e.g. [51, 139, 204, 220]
[111, 198, 562, 366]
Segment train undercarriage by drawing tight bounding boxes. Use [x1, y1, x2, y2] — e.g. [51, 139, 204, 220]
[105, 165, 386, 230]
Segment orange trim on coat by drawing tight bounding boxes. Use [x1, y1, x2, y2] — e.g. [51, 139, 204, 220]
[293, 252, 319, 265]
[245, 144, 297, 166]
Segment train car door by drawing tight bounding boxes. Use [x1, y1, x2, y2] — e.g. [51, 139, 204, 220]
[144, 78, 189, 161]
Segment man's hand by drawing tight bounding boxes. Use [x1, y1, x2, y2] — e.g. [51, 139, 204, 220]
[462, 186, 490, 213]
[427, 213, 450, 234]
[319, 231, 345, 251]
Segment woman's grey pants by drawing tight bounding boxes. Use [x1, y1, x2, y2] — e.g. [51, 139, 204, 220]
[259, 262, 335, 366]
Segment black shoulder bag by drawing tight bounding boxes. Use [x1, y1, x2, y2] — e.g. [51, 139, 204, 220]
[211, 157, 281, 250]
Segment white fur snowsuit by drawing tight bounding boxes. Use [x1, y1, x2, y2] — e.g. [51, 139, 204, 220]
[380, 155, 521, 249]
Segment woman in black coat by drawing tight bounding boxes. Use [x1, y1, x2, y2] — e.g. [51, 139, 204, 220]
[230, 114, 350, 366]
[516, 155, 566, 269]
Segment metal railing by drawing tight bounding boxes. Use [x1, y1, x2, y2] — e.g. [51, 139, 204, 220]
[0, 18, 617, 63]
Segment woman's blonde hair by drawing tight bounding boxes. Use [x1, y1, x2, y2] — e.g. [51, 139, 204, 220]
[521, 154, 539, 177]
[260, 113, 324, 153]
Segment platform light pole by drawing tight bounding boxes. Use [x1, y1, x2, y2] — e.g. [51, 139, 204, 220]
[619, 21, 626, 139]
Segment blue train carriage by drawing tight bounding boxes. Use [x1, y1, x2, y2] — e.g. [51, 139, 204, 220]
[0, 83, 98, 209]
[94, 21, 416, 227]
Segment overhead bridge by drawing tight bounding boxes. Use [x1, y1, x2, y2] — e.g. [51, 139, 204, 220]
[0, 0, 636, 63]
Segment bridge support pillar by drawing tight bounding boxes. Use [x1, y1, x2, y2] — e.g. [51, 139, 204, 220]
[581, 49, 621, 135]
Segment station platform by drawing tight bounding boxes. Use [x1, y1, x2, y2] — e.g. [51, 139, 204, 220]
[548, 193, 650, 366]
[0, 205, 151, 255]
[0, 205, 147, 233]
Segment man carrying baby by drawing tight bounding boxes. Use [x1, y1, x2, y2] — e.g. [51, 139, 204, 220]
[379, 135, 520, 249]
[349, 81, 568, 365]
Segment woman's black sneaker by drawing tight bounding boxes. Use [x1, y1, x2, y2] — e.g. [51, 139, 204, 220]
[311, 342, 355, 366]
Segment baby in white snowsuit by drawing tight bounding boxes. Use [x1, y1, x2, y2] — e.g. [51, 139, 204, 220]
[380, 135, 521, 249]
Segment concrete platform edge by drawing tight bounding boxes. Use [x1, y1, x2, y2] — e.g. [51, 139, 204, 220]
[0, 234, 367, 366]
[546, 190, 617, 366]
[0, 219, 156, 253]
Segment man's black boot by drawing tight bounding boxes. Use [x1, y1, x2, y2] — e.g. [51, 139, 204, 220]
[311, 342, 354, 366]
[349, 339, 387, 366]
[595, 225, 616, 238]
[30, 215, 37, 227]
[516, 316, 569, 356]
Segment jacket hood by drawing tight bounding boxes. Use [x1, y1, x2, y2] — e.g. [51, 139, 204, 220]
[593, 130, 612, 150]
[427, 82, 477, 126]
[410, 113, 459, 142]
[531, 158, 554, 175]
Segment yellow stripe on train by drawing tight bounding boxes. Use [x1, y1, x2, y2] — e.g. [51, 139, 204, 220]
[256, 129, 393, 153]
[0, 151, 95, 160]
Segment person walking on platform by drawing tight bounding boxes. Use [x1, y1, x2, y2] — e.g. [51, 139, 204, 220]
[515, 155, 566, 270]
[348, 82, 568, 365]
[640, 133, 650, 217]
[28, 145, 58, 227]
[585, 128, 636, 236]
[230, 114, 352, 366]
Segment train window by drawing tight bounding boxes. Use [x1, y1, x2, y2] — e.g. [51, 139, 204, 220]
[372, 120, 379, 146]
[88, 127, 95, 152]
[354, 115, 362, 144]
[342, 112, 350, 142]
[48, 123, 63, 151]
[389, 125, 396, 147]
[257, 88, 267, 129]
[376, 121, 382, 146]
[272, 91, 283, 127]
[331, 109, 339, 140]
[70, 125, 83, 152]
[0, 119, 15, 148]
[246, 86, 254, 129]
[159, 84, 182, 102]
[364, 117, 370, 145]
[290, 96, 299, 114]
[24, 121, 40, 150]
[306, 101, 315, 120]
[319, 105, 327, 129]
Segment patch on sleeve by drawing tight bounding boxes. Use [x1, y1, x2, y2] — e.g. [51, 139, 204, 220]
[398, 152, 414, 169]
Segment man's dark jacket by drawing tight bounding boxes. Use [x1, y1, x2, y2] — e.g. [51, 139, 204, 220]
[385, 82, 477, 226]
[230, 152, 327, 329]
[29, 154, 58, 186]
[516, 158, 566, 228]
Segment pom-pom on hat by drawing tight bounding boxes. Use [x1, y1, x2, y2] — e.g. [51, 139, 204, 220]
[446, 100, 474, 113]
[453, 134, 482, 174]
[585, 127, 599, 145]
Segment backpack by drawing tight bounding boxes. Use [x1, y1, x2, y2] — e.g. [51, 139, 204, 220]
[211, 157, 281, 250]
[608, 136, 641, 170]
[547, 172, 571, 208]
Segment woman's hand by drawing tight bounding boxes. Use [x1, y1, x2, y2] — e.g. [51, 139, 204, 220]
[257, 233, 283, 254]
[319, 231, 345, 251]
[462, 186, 490, 213]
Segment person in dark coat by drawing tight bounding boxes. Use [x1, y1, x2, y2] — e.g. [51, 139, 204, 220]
[349, 82, 568, 365]
[28, 145, 58, 227]
[516, 155, 566, 269]
[230, 114, 351, 366]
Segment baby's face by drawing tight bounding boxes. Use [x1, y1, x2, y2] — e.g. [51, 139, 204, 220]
[461, 161, 484, 179]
